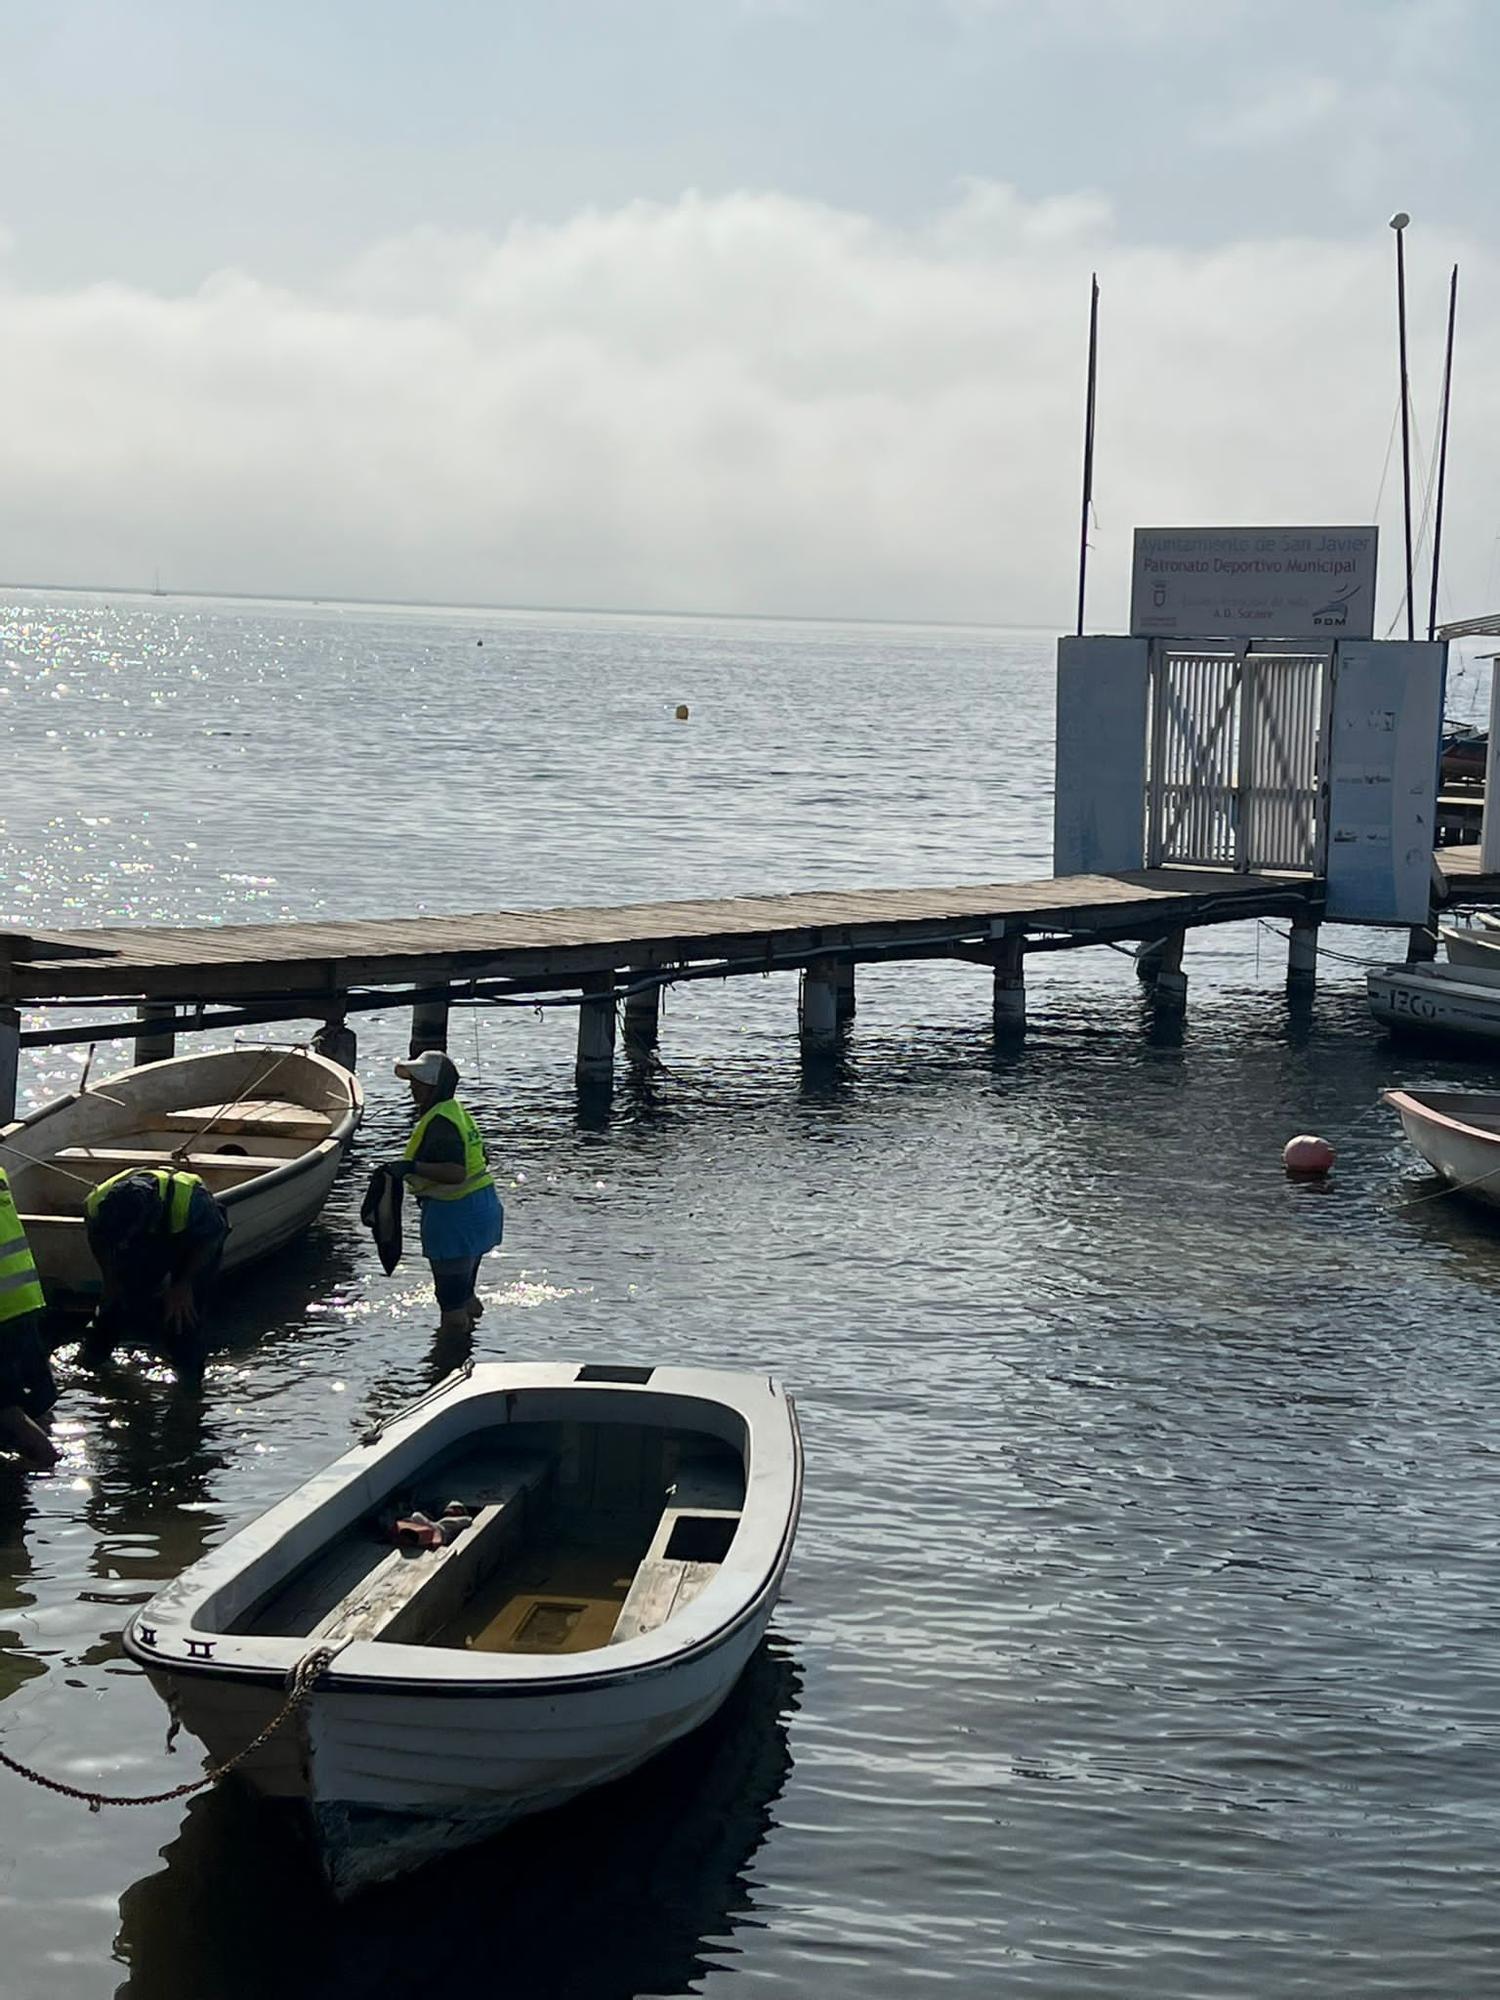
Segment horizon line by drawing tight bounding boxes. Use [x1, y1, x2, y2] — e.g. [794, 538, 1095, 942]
[0, 576, 1061, 637]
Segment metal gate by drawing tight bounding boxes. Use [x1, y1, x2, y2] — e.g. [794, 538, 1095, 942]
[1146, 642, 1329, 871]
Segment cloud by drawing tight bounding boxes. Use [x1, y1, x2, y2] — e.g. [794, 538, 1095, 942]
[1198, 74, 1344, 149]
[0, 185, 1492, 625]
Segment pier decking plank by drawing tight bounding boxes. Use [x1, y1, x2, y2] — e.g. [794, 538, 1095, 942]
[1, 867, 1320, 1006]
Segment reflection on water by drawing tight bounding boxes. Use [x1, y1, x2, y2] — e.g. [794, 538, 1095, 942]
[113, 1637, 799, 2000]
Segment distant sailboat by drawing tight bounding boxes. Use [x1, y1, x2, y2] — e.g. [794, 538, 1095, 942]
[151, 569, 164, 597]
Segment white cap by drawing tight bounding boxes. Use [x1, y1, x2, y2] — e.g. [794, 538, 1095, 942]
[394, 1050, 453, 1087]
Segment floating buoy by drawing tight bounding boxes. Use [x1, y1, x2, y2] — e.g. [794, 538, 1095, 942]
[1283, 1133, 1335, 1176]
[674, 703, 690, 721]
[476, 639, 484, 647]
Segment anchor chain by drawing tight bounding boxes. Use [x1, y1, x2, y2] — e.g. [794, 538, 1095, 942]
[0, 1644, 338, 1812]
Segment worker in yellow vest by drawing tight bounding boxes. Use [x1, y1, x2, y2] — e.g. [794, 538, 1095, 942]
[390, 1052, 502, 1335]
[84, 1167, 229, 1367]
[0, 1167, 59, 1468]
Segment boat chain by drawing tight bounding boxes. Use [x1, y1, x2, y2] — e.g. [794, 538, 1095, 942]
[0, 1644, 340, 1812]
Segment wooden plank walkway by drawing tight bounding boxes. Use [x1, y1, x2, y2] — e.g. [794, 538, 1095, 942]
[1436, 846, 1500, 901]
[0, 867, 1320, 1006]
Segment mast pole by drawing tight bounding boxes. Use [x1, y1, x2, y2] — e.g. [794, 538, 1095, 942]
[1075, 273, 1099, 637]
[1390, 212, 1415, 642]
[1427, 262, 1458, 644]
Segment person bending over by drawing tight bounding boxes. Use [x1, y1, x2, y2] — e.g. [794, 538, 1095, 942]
[84, 1167, 228, 1369]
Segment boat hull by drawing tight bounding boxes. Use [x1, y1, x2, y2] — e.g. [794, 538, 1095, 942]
[1385, 1089, 1500, 1210]
[158, 1610, 770, 1891]
[1367, 964, 1500, 1045]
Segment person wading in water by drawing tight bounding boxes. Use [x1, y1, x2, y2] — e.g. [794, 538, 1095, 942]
[388, 1052, 502, 1335]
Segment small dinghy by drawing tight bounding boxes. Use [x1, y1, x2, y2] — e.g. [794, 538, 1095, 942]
[0, 1045, 362, 1304]
[1384, 1087, 1500, 1208]
[124, 1361, 802, 1893]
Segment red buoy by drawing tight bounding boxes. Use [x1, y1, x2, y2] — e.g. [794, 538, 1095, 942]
[1283, 1134, 1335, 1176]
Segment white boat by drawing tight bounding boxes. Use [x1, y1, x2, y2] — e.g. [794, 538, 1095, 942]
[1442, 921, 1500, 969]
[1383, 1087, 1500, 1208]
[123, 1360, 803, 1894]
[1366, 960, 1500, 1044]
[0, 1045, 362, 1304]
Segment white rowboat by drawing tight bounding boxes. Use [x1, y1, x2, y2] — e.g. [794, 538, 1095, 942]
[1383, 1087, 1500, 1209]
[1442, 922, 1500, 970]
[0, 1045, 362, 1303]
[124, 1360, 803, 1893]
[1366, 961, 1500, 1045]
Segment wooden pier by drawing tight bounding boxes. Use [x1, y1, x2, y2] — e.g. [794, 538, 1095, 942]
[0, 867, 1324, 1110]
[1, 853, 1493, 1115]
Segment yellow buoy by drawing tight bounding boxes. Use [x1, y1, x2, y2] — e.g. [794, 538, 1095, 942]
[674, 704, 690, 721]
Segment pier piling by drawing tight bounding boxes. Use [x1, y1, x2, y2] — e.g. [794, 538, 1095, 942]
[992, 937, 1026, 1034]
[133, 1001, 176, 1066]
[577, 971, 617, 1084]
[1287, 920, 1319, 990]
[314, 1010, 358, 1071]
[409, 995, 450, 1057]
[1149, 929, 1188, 1009]
[0, 1008, 17, 1125]
[834, 961, 856, 1023]
[623, 973, 660, 1063]
[798, 960, 841, 1051]
[1406, 924, 1438, 964]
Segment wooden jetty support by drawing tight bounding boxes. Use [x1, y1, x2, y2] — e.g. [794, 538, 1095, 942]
[0, 853, 1492, 1116]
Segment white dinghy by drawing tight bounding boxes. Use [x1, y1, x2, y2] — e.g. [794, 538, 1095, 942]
[1384, 1087, 1500, 1210]
[1442, 922, 1500, 971]
[124, 1361, 802, 1893]
[0, 1045, 362, 1304]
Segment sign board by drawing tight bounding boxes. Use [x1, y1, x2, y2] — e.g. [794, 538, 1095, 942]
[1131, 526, 1378, 640]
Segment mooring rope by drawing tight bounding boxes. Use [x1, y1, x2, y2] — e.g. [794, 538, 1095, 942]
[0, 1643, 340, 1811]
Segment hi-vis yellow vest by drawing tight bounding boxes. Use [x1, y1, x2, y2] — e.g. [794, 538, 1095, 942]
[84, 1168, 198, 1234]
[404, 1099, 494, 1202]
[0, 1168, 46, 1325]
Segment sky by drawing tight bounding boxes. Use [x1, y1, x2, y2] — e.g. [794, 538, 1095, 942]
[2, 0, 1497, 625]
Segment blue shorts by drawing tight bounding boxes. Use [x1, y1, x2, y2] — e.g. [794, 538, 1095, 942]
[417, 1184, 504, 1266]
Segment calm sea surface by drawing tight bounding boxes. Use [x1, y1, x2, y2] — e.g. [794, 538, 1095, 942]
[2, 592, 1500, 1999]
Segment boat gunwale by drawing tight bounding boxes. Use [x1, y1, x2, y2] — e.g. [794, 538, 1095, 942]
[123, 1364, 802, 1697]
[1382, 1086, 1500, 1149]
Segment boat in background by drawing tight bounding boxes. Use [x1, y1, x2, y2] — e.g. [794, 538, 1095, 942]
[1367, 961, 1500, 1045]
[125, 1361, 802, 1894]
[1384, 1087, 1500, 1208]
[0, 1045, 362, 1304]
[1442, 918, 1500, 971]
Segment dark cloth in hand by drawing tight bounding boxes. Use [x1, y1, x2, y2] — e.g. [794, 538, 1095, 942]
[362, 1164, 406, 1275]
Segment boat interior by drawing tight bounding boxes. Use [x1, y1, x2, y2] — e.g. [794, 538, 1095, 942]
[1403, 1090, 1500, 1132]
[8, 1098, 341, 1224]
[232, 1416, 748, 1658]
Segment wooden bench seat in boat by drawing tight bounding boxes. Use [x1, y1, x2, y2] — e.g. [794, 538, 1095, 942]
[310, 1453, 552, 1648]
[611, 1456, 745, 1644]
[150, 1102, 334, 1142]
[52, 1145, 293, 1177]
